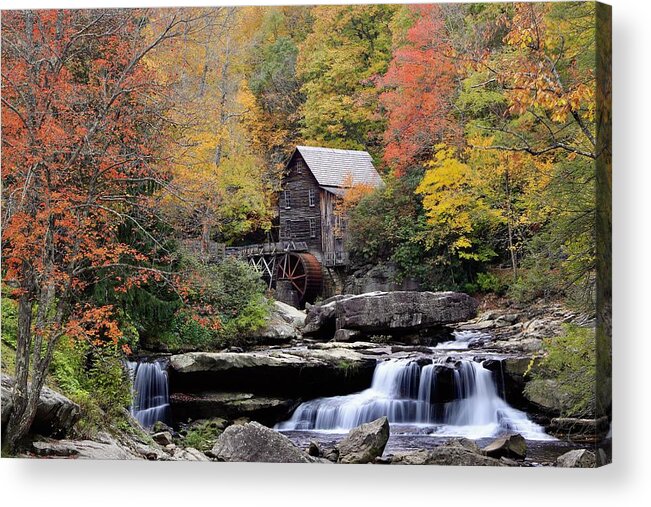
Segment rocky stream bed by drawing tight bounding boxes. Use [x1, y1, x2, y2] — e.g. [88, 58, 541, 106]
[2, 291, 611, 466]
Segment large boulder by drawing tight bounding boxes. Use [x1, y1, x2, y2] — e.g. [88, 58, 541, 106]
[304, 291, 478, 339]
[336, 416, 390, 464]
[482, 433, 527, 459]
[168, 348, 376, 416]
[1, 374, 80, 437]
[303, 295, 350, 335]
[273, 301, 306, 328]
[252, 301, 306, 344]
[523, 379, 568, 415]
[211, 421, 316, 463]
[556, 449, 597, 468]
[336, 291, 477, 333]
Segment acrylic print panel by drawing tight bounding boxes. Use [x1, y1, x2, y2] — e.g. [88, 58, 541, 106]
[0, 1, 611, 467]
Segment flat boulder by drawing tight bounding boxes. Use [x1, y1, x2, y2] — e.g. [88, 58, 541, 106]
[211, 421, 315, 463]
[336, 416, 390, 464]
[337, 291, 477, 333]
[170, 391, 297, 426]
[304, 291, 478, 338]
[31, 433, 141, 460]
[1, 374, 80, 438]
[168, 348, 376, 409]
[391, 447, 503, 467]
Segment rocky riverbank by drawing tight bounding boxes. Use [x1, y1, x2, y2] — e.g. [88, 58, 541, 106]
[3, 291, 609, 466]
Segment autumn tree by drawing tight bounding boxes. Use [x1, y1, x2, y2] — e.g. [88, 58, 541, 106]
[148, 7, 275, 252]
[333, 174, 375, 237]
[457, 2, 599, 303]
[417, 142, 552, 282]
[298, 4, 396, 155]
[242, 6, 311, 181]
[379, 4, 459, 175]
[1, 8, 207, 451]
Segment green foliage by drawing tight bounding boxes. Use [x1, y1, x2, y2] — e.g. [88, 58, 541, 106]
[50, 339, 132, 437]
[156, 255, 271, 351]
[348, 171, 478, 290]
[298, 4, 396, 155]
[369, 334, 391, 344]
[336, 359, 360, 378]
[180, 419, 226, 452]
[525, 325, 596, 418]
[1, 295, 18, 376]
[1, 294, 18, 349]
[475, 272, 507, 295]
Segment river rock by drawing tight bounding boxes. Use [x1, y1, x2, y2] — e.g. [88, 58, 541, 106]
[211, 421, 315, 463]
[170, 446, 211, 461]
[336, 416, 390, 464]
[523, 379, 567, 414]
[336, 291, 478, 334]
[332, 328, 360, 342]
[482, 433, 527, 459]
[152, 431, 174, 446]
[556, 449, 597, 468]
[303, 295, 350, 335]
[273, 301, 306, 328]
[253, 302, 306, 344]
[308, 441, 320, 457]
[1, 374, 80, 438]
[391, 447, 503, 466]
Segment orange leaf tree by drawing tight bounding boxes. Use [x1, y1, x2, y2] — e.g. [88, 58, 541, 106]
[1, 9, 206, 451]
[380, 4, 460, 176]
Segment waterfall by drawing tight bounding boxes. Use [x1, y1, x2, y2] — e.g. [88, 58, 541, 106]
[127, 359, 170, 429]
[276, 358, 551, 440]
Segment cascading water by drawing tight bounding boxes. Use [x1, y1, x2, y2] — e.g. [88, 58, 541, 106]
[127, 359, 171, 429]
[276, 358, 551, 440]
[435, 330, 491, 349]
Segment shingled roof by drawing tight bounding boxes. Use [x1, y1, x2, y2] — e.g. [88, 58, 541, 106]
[294, 146, 383, 189]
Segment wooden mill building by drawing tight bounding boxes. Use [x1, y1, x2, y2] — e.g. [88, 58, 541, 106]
[226, 145, 382, 307]
[279, 145, 383, 266]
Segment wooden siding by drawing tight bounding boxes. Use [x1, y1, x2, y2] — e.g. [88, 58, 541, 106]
[279, 152, 322, 256]
[320, 189, 347, 266]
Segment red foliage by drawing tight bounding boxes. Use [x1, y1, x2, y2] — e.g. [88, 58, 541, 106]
[379, 5, 460, 175]
[1, 10, 177, 346]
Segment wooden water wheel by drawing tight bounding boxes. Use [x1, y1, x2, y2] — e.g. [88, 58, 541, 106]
[276, 252, 323, 304]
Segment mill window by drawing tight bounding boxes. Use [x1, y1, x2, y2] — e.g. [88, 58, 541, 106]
[309, 218, 317, 238]
[308, 189, 316, 207]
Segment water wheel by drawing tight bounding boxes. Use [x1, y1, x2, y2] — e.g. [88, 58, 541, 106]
[276, 252, 323, 304]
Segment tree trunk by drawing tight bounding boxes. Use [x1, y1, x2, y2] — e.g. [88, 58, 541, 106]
[3, 297, 36, 452]
[200, 213, 211, 261]
[505, 170, 518, 282]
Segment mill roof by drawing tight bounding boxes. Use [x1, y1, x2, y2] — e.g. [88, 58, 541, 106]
[292, 146, 383, 189]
